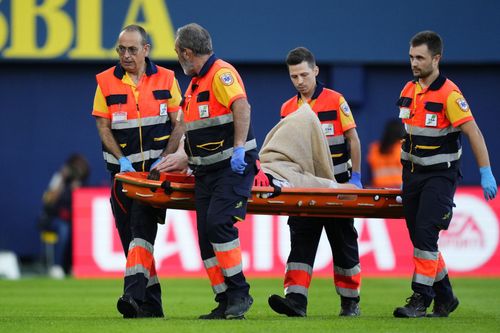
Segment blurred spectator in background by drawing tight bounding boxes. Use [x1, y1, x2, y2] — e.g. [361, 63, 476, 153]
[366, 119, 405, 188]
[38, 153, 90, 278]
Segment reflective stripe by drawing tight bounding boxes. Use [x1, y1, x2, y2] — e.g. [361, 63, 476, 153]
[147, 275, 160, 288]
[333, 162, 349, 175]
[111, 115, 170, 130]
[286, 262, 313, 275]
[125, 264, 150, 278]
[221, 263, 243, 277]
[104, 149, 163, 165]
[129, 238, 154, 254]
[414, 248, 439, 260]
[212, 282, 228, 294]
[405, 124, 460, 137]
[212, 239, 240, 252]
[336, 286, 360, 298]
[334, 264, 361, 277]
[327, 136, 345, 145]
[185, 113, 234, 131]
[203, 256, 219, 269]
[413, 273, 435, 286]
[435, 267, 448, 282]
[205, 260, 225, 288]
[435, 252, 448, 282]
[401, 148, 462, 166]
[188, 139, 257, 166]
[285, 285, 308, 297]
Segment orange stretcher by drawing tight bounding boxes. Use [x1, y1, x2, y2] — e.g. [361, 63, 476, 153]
[115, 172, 404, 219]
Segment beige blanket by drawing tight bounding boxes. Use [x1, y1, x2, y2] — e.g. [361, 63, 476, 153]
[259, 104, 336, 188]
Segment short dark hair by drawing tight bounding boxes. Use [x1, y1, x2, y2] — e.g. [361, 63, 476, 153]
[121, 24, 149, 46]
[175, 23, 213, 55]
[286, 47, 316, 68]
[410, 30, 443, 57]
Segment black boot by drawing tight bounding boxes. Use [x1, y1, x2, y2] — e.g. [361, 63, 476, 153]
[199, 301, 227, 320]
[393, 293, 427, 318]
[339, 296, 360, 317]
[225, 294, 253, 319]
[117, 295, 164, 318]
[427, 296, 459, 317]
[268, 293, 307, 317]
[117, 295, 140, 318]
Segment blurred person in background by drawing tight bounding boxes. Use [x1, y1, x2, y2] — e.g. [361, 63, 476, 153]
[267, 47, 362, 318]
[92, 24, 185, 318]
[393, 30, 497, 319]
[38, 153, 90, 278]
[366, 119, 405, 188]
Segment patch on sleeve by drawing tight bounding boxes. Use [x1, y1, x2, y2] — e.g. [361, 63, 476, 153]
[340, 101, 351, 116]
[456, 97, 470, 112]
[219, 72, 234, 86]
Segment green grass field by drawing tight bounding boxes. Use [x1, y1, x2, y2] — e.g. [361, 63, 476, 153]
[0, 277, 499, 333]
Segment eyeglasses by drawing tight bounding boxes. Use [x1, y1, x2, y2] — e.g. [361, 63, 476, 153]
[115, 45, 141, 56]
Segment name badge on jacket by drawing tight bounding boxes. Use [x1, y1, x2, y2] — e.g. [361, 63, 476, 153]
[399, 108, 411, 119]
[321, 123, 334, 136]
[160, 103, 168, 116]
[425, 114, 438, 127]
[112, 111, 127, 123]
[198, 105, 209, 118]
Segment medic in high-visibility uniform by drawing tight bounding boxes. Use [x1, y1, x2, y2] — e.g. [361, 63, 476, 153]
[92, 25, 184, 319]
[174, 23, 258, 320]
[393, 30, 497, 318]
[267, 47, 363, 318]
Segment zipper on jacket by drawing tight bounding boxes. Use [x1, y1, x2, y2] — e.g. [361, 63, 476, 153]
[136, 103, 145, 171]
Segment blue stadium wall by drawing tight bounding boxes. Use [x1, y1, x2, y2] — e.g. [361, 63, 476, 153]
[0, 0, 499, 258]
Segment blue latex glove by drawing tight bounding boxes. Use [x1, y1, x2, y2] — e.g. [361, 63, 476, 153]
[480, 166, 497, 200]
[349, 171, 363, 188]
[150, 157, 163, 170]
[230, 146, 247, 174]
[119, 156, 135, 172]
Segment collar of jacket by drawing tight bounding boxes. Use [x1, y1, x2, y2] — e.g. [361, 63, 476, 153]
[297, 80, 325, 102]
[113, 57, 158, 79]
[194, 53, 218, 78]
[411, 74, 446, 91]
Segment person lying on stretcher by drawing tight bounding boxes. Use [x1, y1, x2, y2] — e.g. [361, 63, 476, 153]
[254, 104, 357, 190]
[149, 103, 356, 190]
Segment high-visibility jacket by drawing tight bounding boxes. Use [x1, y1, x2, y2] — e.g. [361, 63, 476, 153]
[183, 57, 257, 173]
[397, 75, 464, 172]
[367, 141, 403, 187]
[96, 59, 179, 173]
[281, 86, 352, 183]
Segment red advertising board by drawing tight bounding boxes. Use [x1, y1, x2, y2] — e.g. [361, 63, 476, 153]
[73, 187, 500, 278]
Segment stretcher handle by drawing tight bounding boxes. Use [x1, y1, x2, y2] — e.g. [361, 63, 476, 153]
[161, 181, 173, 195]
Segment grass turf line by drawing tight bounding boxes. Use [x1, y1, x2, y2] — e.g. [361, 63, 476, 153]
[0, 277, 499, 333]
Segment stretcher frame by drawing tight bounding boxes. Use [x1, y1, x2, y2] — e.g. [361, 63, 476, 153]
[116, 172, 404, 219]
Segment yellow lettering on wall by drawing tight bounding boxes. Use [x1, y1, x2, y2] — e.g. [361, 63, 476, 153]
[68, 0, 114, 59]
[0, 0, 7, 51]
[122, 0, 176, 60]
[4, 0, 73, 58]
